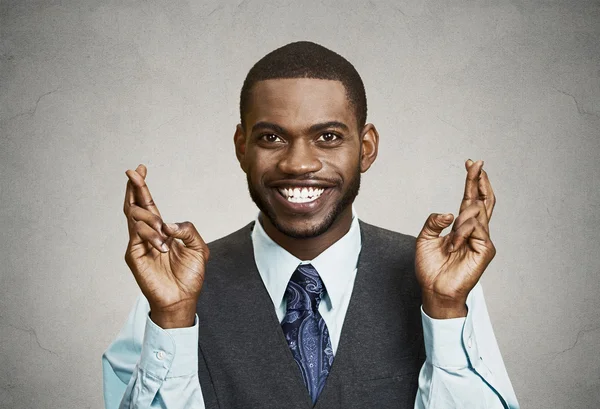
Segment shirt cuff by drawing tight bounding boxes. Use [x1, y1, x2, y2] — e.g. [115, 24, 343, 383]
[139, 314, 199, 379]
[421, 306, 469, 369]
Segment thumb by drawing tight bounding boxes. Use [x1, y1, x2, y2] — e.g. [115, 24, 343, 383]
[163, 221, 208, 255]
[418, 213, 454, 240]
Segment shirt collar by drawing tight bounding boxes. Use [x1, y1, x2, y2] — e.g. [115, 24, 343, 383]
[251, 208, 362, 311]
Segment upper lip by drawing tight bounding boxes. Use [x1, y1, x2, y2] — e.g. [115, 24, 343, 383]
[269, 179, 336, 189]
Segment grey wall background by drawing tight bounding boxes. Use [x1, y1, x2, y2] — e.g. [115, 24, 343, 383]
[1, 0, 598, 408]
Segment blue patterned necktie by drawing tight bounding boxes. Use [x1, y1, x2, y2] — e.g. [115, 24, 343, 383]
[281, 264, 334, 404]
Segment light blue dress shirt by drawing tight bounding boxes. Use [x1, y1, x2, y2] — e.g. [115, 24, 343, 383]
[103, 215, 519, 408]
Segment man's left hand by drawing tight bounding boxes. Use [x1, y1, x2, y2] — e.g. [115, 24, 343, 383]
[415, 159, 496, 319]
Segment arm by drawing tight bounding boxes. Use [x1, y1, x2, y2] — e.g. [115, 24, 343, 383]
[414, 160, 518, 408]
[102, 294, 205, 409]
[414, 283, 519, 409]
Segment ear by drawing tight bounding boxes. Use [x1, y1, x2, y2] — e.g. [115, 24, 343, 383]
[359, 123, 379, 173]
[234, 124, 248, 173]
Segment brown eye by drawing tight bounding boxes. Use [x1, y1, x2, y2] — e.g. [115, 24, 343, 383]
[261, 134, 283, 143]
[317, 132, 339, 142]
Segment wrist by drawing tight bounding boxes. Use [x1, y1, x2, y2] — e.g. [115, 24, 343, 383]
[422, 291, 467, 319]
[149, 303, 196, 329]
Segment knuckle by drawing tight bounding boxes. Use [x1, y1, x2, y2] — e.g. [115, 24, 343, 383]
[181, 221, 197, 235]
[151, 215, 163, 231]
[124, 250, 132, 266]
[466, 217, 478, 228]
[128, 207, 138, 221]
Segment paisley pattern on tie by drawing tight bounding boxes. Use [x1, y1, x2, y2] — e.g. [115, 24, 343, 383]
[281, 264, 334, 404]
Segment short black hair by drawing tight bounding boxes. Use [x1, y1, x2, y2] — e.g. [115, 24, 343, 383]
[239, 41, 367, 129]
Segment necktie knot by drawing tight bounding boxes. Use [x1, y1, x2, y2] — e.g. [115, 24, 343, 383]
[284, 264, 325, 312]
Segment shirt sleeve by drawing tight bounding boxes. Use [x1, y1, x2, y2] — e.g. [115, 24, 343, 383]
[102, 294, 205, 409]
[414, 283, 519, 409]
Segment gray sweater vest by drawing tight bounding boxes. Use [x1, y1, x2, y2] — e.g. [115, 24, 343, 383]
[195, 220, 424, 409]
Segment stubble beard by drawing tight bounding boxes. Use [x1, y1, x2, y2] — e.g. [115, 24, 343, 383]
[247, 168, 361, 239]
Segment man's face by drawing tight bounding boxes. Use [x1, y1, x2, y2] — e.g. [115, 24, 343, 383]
[235, 78, 375, 239]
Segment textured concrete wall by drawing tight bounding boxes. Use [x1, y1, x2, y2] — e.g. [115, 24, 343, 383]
[1, 1, 599, 408]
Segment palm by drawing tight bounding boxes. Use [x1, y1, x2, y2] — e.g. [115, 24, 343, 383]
[128, 240, 206, 311]
[416, 230, 492, 300]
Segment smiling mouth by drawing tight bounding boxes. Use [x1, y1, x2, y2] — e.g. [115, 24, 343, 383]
[277, 187, 326, 203]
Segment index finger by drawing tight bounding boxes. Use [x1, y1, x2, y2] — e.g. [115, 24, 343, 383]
[123, 180, 134, 216]
[459, 159, 484, 214]
[125, 164, 162, 218]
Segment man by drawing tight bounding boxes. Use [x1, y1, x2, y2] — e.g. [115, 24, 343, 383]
[103, 41, 519, 408]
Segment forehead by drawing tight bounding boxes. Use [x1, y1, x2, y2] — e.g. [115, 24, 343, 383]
[245, 78, 356, 132]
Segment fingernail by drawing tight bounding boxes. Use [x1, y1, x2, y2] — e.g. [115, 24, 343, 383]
[448, 244, 455, 252]
[165, 223, 178, 230]
[161, 243, 169, 252]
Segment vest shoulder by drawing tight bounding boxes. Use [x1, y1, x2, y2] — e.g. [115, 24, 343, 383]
[205, 221, 255, 260]
[358, 220, 416, 253]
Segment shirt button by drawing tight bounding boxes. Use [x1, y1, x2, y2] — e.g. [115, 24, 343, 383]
[156, 350, 166, 360]
[467, 336, 473, 349]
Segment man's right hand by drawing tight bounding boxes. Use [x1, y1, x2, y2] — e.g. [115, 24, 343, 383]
[123, 164, 209, 328]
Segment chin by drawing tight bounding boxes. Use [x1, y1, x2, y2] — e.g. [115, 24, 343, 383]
[269, 214, 339, 239]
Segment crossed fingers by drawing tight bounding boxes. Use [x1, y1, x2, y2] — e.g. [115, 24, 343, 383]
[123, 164, 169, 253]
[460, 159, 495, 221]
[450, 159, 496, 252]
[124, 164, 162, 218]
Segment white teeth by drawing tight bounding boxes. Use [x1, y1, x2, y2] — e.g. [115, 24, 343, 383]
[278, 187, 325, 203]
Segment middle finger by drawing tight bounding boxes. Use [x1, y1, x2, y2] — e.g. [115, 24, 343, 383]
[125, 165, 162, 218]
[459, 159, 484, 214]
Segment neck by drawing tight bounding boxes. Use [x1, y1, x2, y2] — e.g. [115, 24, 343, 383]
[260, 207, 354, 260]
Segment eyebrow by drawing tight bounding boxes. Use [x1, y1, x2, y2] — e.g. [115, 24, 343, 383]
[251, 120, 350, 134]
[308, 121, 349, 133]
[251, 121, 287, 135]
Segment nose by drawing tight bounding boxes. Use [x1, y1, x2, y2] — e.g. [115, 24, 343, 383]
[277, 140, 322, 176]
